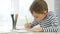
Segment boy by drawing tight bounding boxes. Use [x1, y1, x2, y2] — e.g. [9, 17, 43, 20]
[25, 0, 59, 32]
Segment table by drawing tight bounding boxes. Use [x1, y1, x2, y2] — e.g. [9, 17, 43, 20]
[0, 31, 59, 34]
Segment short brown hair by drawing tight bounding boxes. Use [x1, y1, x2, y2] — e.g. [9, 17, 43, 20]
[30, 0, 48, 14]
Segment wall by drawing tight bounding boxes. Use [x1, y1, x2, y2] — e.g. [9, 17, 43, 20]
[54, 0, 60, 32]
[0, 0, 12, 33]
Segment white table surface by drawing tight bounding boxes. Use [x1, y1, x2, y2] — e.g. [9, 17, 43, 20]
[0, 30, 59, 34]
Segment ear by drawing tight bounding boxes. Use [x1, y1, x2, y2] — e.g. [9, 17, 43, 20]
[43, 11, 47, 15]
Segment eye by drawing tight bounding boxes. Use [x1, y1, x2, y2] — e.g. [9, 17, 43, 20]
[34, 16, 38, 18]
[36, 17, 38, 18]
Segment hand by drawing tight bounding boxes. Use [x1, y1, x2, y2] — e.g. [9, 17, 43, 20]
[25, 23, 31, 29]
[30, 27, 43, 32]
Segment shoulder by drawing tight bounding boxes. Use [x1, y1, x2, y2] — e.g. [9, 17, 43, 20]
[46, 11, 58, 21]
[47, 11, 58, 21]
[48, 11, 57, 17]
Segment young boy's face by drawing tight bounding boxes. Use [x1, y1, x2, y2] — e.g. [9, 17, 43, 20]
[32, 11, 47, 22]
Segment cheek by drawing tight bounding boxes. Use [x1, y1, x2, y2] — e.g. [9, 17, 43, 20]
[35, 18, 40, 22]
[39, 15, 44, 19]
[37, 16, 44, 21]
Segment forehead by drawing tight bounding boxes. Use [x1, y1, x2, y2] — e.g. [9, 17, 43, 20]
[32, 11, 43, 16]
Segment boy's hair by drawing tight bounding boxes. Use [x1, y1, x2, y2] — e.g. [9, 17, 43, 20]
[30, 0, 48, 14]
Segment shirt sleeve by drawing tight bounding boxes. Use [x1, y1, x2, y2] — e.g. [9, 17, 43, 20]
[30, 21, 39, 28]
[42, 12, 59, 32]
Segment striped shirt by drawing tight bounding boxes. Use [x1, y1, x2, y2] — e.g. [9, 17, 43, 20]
[30, 11, 59, 32]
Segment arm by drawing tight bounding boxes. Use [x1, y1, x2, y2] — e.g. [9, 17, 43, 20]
[29, 27, 43, 32]
[27, 21, 43, 32]
[30, 21, 39, 28]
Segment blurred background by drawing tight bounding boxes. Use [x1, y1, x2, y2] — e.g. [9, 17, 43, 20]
[0, 0, 60, 33]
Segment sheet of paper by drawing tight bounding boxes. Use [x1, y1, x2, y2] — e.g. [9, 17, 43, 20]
[14, 26, 27, 32]
[13, 29, 27, 32]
